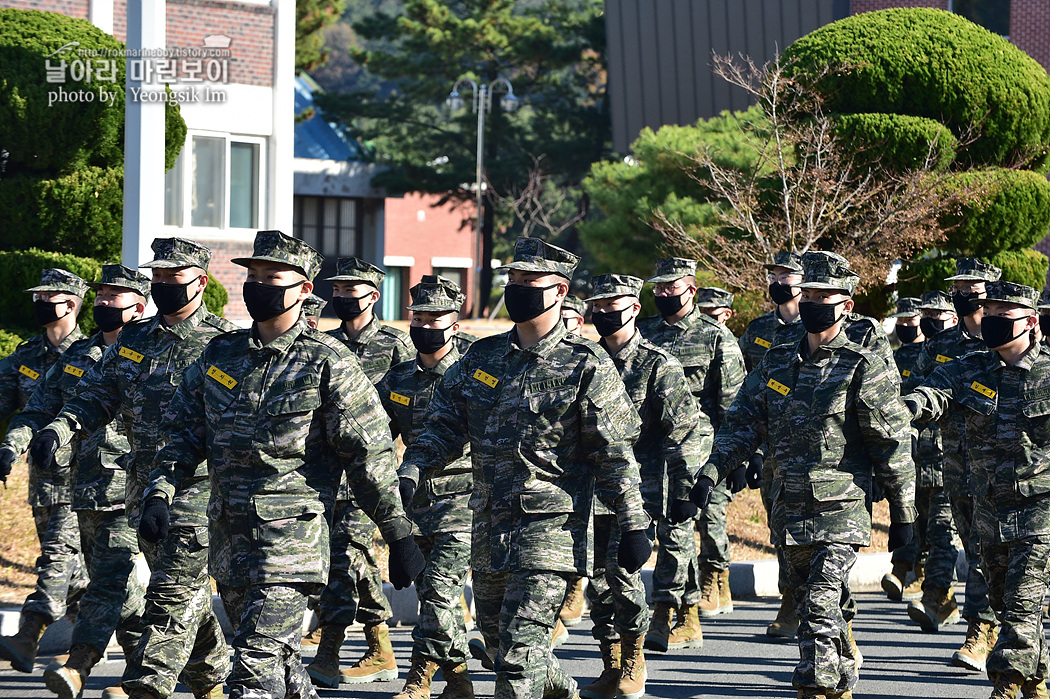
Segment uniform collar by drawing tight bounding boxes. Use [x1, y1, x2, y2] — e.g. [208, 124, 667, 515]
[341, 315, 380, 347]
[657, 303, 704, 332]
[248, 318, 306, 355]
[416, 344, 460, 377]
[506, 320, 568, 359]
[148, 302, 210, 340]
[602, 329, 642, 362]
[792, 327, 850, 364]
[993, 339, 1041, 373]
[43, 326, 85, 355]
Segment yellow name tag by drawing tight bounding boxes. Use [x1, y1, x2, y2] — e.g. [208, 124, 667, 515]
[473, 369, 499, 388]
[767, 379, 790, 395]
[935, 354, 952, 363]
[119, 347, 144, 363]
[206, 366, 238, 390]
[754, 337, 772, 349]
[18, 365, 40, 380]
[970, 381, 996, 399]
[901, 369, 911, 378]
[64, 364, 85, 378]
[389, 391, 410, 406]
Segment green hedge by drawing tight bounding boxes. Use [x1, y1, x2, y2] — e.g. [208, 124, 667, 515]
[897, 250, 1048, 298]
[833, 113, 957, 172]
[940, 168, 1050, 257]
[0, 249, 102, 335]
[991, 248, 1049, 290]
[204, 272, 228, 317]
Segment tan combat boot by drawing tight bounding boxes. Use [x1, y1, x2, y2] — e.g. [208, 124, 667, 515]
[437, 662, 474, 699]
[718, 569, 734, 615]
[44, 642, 103, 699]
[767, 590, 799, 638]
[461, 594, 475, 631]
[901, 563, 925, 601]
[551, 619, 569, 648]
[560, 577, 586, 627]
[991, 673, 1025, 699]
[305, 624, 346, 688]
[697, 565, 722, 618]
[394, 656, 438, 699]
[579, 639, 620, 699]
[880, 560, 911, 601]
[846, 620, 862, 673]
[1022, 677, 1050, 699]
[301, 625, 323, 647]
[126, 691, 160, 699]
[102, 688, 129, 699]
[192, 687, 223, 699]
[666, 603, 703, 650]
[907, 585, 960, 633]
[616, 635, 646, 699]
[644, 602, 674, 653]
[953, 619, 995, 672]
[0, 610, 48, 673]
[341, 622, 398, 683]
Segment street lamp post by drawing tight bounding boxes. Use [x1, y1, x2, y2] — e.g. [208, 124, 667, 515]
[447, 77, 520, 319]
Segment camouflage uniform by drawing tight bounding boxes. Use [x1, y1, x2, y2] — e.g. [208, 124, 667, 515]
[301, 294, 327, 326]
[44, 239, 233, 698]
[699, 253, 916, 695]
[905, 281, 1050, 690]
[147, 232, 414, 699]
[400, 239, 649, 699]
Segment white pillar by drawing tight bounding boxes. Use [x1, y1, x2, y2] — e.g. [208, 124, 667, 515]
[269, 0, 294, 232]
[122, 0, 166, 268]
[89, 0, 114, 35]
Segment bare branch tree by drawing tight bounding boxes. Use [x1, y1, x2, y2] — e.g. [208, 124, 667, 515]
[488, 155, 586, 241]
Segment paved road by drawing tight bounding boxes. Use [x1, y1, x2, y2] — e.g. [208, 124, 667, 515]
[0, 592, 998, 698]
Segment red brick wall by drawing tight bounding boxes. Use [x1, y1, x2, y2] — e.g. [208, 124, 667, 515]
[1011, 1, 1050, 73]
[0, 0, 88, 17]
[201, 239, 254, 322]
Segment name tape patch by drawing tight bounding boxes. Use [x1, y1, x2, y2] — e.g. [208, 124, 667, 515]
[970, 381, 996, 400]
[767, 378, 790, 396]
[206, 366, 238, 390]
[64, 364, 85, 378]
[754, 337, 772, 349]
[119, 347, 144, 363]
[935, 354, 952, 364]
[18, 365, 39, 381]
[389, 392, 411, 406]
[473, 369, 499, 388]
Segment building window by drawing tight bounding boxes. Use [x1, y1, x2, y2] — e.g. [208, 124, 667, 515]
[230, 142, 260, 229]
[380, 266, 407, 321]
[950, 0, 1010, 37]
[165, 133, 265, 231]
[293, 196, 360, 257]
[192, 136, 224, 228]
[432, 267, 463, 290]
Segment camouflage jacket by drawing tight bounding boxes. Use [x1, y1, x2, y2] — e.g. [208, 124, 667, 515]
[47, 303, 235, 529]
[377, 347, 472, 537]
[400, 322, 649, 575]
[146, 320, 412, 587]
[774, 312, 896, 378]
[4, 334, 129, 511]
[327, 316, 413, 384]
[0, 327, 85, 506]
[454, 331, 480, 354]
[739, 308, 799, 374]
[701, 330, 917, 547]
[895, 340, 943, 488]
[906, 341, 1050, 540]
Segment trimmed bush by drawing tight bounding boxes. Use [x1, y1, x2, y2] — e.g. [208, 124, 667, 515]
[992, 248, 1050, 291]
[940, 169, 1050, 257]
[0, 249, 102, 335]
[833, 113, 957, 172]
[204, 272, 228, 317]
[0, 327, 27, 360]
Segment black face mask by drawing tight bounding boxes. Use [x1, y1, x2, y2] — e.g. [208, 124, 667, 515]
[93, 304, 134, 333]
[981, 315, 1030, 350]
[654, 292, 687, 317]
[592, 308, 632, 337]
[768, 282, 799, 306]
[1041, 315, 1050, 338]
[333, 295, 370, 321]
[952, 290, 981, 318]
[242, 281, 305, 322]
[34, 300, 66, 326]
[896, 324, 920, 344]
[920, 317, 947, 338]
[152, 278, 202, 315]
[410, 325, 452, 354]
[504, 283, 559, 323]
[798, 299, 847, 334]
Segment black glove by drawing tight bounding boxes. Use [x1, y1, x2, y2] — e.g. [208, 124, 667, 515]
[746, 453, 764, 490]
[398, 478, 417, 510]
[617, 529, 652, 574]
[871, 480, 885, 503]
[689, 476, 715, 510]
[667, 499, 698, 525]
[28, 429, 59, 473]
[0, 448, 15, 483]
[388, 536, 425, 590]
[139, 497, 171, 544]
[888, 522, 914, 552]
[727, 465, 747, 494]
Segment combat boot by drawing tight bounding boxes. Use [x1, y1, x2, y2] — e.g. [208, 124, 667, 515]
[697, 565, 722, 617]
[101, 688, 129, 699]
[718, 568, 734, 615]
[437, 663, 474, 699]
[393, 656, 437, 699]
[461, 594, 475, 631]
[767, 590, 798, 638]
[880, 560, 911, 601]
[192, 687, 223, 699]
[305, 624, 346, 688]
[125, 691, 160, 699]
[901, 563, 925, 601]
[301, 625, 323, 647]
[991, 673, 1024, 699]
[953, 618, 995, 672]
[0, 610, 48, 672]
[846, 620, 862, 673]
[560, 578, 586, 627]
[551, 619, 569, 648]
[644, 602, 674, 652]
[666, 603, 703, 650]
[616, 635, 646, 699]
[341, 622, 398, 683]
[467, 637, 495, 671]
[44, 642, 102, 699]
[907, 585, 959, 633]
[1022, 677, 1050, 699]
[579, 639, 620, 699]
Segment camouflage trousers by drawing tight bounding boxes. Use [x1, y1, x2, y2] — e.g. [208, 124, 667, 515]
[412, 531, 471, 668]
[696, 480, 732, 570]
[949, 493, 995, 624]
[652, 515, 700, 606]
[784, 543, 860, 695]
[982, 535, 1050, 684]
[585, 515, 651, 641]
[318, 500, 391, 627]
[473, 569, 576, 699]
[22, 503, 89, 623]
[219, 582, 321, 699]
[72, 508, 146, 654]
[893, 486, 957, 592]
[122, 528, 230, 698]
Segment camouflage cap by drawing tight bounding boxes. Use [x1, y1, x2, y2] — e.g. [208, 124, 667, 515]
[944, 257, 1001, 283]
[498, 237, 580, 280]
[301, 293, 327, 316]
[561, 294, 586, 317]
[1039, 288, 1050, 311]
[918, 290, 955, 313]
[695, 286, 735, 309]
[584, 273, 644, 302]
[647, 257, 697, 284]
[974, 281, 1038, 311]
[796, 251, 860, 295]
[407, 274, 463, 313]
[763, 251, 805, 274]
[24, 268, 88, 298]
[86, 264, 151, 297]
[324, 257, 386, 287]
[889, 296, 922, 318]
[231, 230, 324, 280]
[140, 237, 212, 270]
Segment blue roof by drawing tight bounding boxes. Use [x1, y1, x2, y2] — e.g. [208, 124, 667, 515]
[294, 75, 370, 161]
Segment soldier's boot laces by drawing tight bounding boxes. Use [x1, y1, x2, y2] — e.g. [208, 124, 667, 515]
[717, 569, 733, 615]
[460, 594, 475, 631]
[1022, 677, 1050, 699]
[666, 603, 703, 650]
[991, 673, 1025, 699]
[393, 656, 437, 699]
[301, 625, 324, 648]
[191, 686, 223, 699]
[697, 565, 722, 618]
[101, 687, 129, 699]
[901, 563, 925, 601]
[305, 623, 346, 689]
[907, 585, 959, 633]
[643, 602, 674, 653]
[551, 619, 569, 648]
[616, 635, 646, 699]
[0, 611, 48, 673]
[467, 637, 495, 671]
[579, 639, 620, 699]
[560, 578, 586, 627]
[43, 642, 102, 699]
[767, 590, 799, 639]
[880, 560, 911, 601]
[341, 622, 398, 683]
[437, 662, 474, 699]
[953, 619, 995, 672]
[846, 619, 862, 673]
